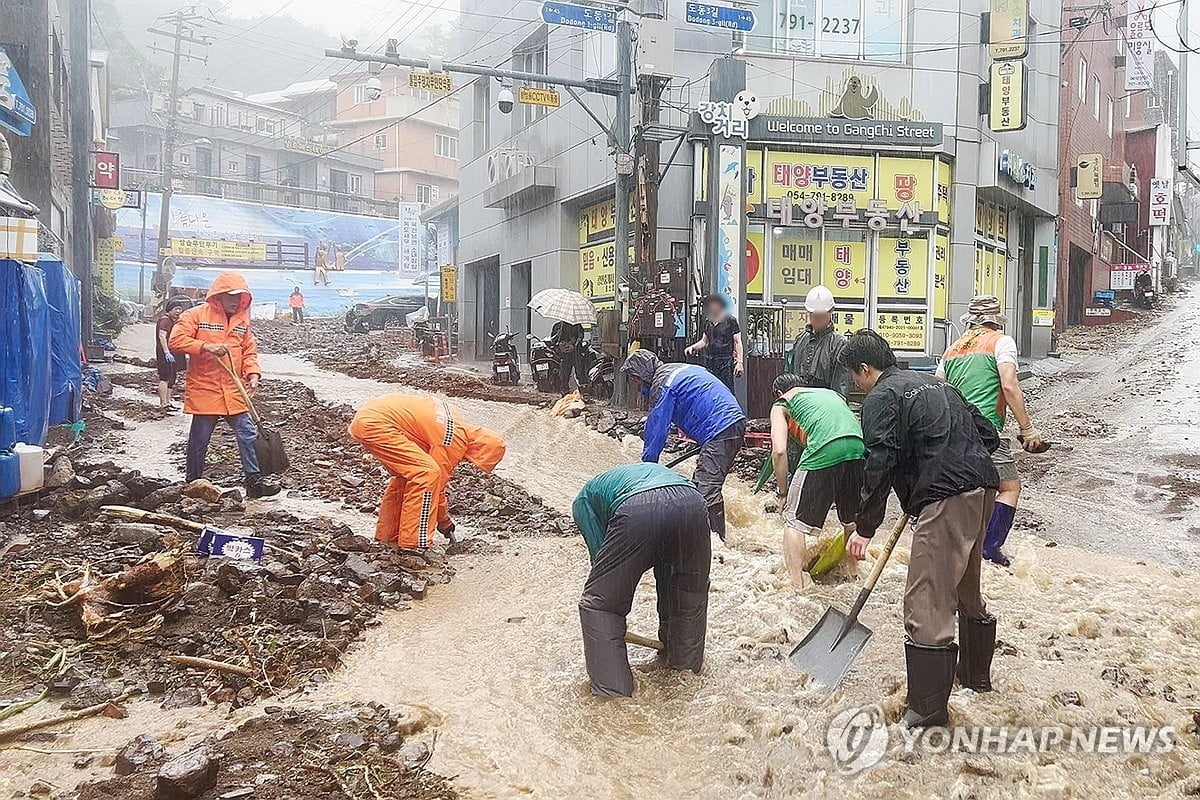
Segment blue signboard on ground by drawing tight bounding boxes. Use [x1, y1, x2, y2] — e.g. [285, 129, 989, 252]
[540, 1, 617, 32]
[684, 1, 756, 31]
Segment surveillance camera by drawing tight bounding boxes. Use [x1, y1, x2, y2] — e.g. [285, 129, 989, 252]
[366, 76, 383, 101]
[498, 87, 515, 115]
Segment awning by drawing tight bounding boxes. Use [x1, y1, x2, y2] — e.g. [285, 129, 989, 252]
[0, 47, 36, 137]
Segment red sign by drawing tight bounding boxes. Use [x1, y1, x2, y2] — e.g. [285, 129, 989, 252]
[92, 151, 120, 189]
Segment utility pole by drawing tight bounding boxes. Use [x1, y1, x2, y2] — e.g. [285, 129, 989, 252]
[148, 8, 210, 300]
[613, 19, 635, 403]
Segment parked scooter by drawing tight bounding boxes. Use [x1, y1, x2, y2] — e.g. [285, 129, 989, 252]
[491, 331, 520, 385]
[527, 334, 562, 393]
[583, 342, 615, 400]
[1135, 273, 1155, 309]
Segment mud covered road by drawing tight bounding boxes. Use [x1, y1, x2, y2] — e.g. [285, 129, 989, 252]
[4, 308, 1200, 800]
[1020, 294, 1200, 569]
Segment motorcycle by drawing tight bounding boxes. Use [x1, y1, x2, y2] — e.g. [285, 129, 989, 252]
[490, 331, 520, 386]
[527, 334, 562, 393]
[582, 341, 615, 400]
[1135, 283, 1155, 309]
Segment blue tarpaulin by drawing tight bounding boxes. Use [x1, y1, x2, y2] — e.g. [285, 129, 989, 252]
[39, 254, 83, 425]
[0, 259, 54, 445]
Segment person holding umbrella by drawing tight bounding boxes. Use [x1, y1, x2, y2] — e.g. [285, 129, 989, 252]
[528, 288, 598, 391]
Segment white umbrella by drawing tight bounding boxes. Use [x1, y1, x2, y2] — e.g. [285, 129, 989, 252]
[528, 288, 597, 325]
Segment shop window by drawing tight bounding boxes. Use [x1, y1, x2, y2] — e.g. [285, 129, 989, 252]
[745, 0, 905, 62]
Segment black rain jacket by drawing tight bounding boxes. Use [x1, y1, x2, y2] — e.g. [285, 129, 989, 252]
[856, 367, 1001, 538]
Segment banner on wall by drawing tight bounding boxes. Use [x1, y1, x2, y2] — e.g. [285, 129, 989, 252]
[578, 195, 636, 310]
[746, 226, 765, 298]
[875, 310, 928, 352]
[715, 144, 743, 315]
[878, 234, 929, 304]
[934, 233, 950, 320]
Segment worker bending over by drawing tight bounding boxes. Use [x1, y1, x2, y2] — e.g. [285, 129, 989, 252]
[573, 463, 711, 697]
[769, 374, 865, 587]
[621, 350, 746, 541]
[348, 394, 506, 550]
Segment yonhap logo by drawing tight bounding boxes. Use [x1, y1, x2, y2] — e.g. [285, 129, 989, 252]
[826, 704, 889, 775]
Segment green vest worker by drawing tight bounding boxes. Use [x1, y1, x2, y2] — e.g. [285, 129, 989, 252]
[937, 294, 1046, 567]
[573, 463, 712, 698]
[769, 374, 866, 587]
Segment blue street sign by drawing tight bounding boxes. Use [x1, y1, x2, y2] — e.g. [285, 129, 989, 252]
[684, 1, 756, 31]
[540, 1, 617, 32]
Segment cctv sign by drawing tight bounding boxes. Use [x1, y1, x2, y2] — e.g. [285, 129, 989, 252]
[409, 72, 452, 93]
[91, 151, 120, 189]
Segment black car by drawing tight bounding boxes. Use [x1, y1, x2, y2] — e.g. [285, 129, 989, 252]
[344, 295, 428, 333]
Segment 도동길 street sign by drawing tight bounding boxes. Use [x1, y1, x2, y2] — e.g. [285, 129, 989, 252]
[684, 1, 756, 31]
[540, 1, 617, 32]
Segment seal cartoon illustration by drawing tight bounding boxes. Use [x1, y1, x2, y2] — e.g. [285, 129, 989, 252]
[733, 90, 761, 121]
[830, 76, 880, 120]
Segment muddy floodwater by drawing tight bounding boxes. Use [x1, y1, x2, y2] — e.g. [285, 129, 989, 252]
[28, 322, 1194, 800]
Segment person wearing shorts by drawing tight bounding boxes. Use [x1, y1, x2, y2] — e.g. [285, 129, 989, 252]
[938, 295, 1046, 566]
[769, 373, 865, 586]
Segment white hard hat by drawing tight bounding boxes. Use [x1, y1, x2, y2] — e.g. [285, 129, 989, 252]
[804, 285, 835, 313]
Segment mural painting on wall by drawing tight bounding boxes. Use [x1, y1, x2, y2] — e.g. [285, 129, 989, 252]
[761, 68, 929, 123]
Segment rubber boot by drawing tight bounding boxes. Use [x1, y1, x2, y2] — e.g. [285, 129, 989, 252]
[956, 615, 997, 692]
[982, 503, 1015, 567]
[245, 473, 281, 499]
[903, 640, 958, 728]
[708, 502, 727, 542]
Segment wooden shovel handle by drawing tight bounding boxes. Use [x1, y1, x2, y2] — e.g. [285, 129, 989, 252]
[215, 356, 262, 426]
[860, 513, 911, 595]
[624, 632, 664, 651]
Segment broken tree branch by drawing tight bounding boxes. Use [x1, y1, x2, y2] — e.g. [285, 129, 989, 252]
[0, 691, 136, 741]
[167, 655, 256, 677]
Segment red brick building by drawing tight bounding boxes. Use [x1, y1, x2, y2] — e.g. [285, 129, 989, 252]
[1056, 8, 1147, 328]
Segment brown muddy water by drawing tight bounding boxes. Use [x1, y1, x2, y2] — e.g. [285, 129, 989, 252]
[24, 341, 1195, 799]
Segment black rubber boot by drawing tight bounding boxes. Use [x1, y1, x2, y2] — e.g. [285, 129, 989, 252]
[903, 639, 958, 728]
[245, 474, 281, 499]
[956, 615, 997, 692]
[708, 502, 727, 542]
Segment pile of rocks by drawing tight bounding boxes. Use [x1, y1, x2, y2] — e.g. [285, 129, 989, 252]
[74, 704, 457, 800]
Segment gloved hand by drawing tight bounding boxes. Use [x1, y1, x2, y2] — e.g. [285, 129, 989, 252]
[437, 517, 456, 540]
[163, 352, 176, 364]
[1018, 426, 1049, 453]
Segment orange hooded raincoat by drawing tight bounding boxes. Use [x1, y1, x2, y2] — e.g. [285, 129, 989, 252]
[348, 394, 507, 549]
[168, 271, 261, 416]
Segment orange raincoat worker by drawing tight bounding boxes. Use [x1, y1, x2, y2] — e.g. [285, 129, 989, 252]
[348, 394, 506, 550]
[169, 271, 281, 498]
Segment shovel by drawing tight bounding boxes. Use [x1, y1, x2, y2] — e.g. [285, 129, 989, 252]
[665, 444, 701, 468]
[788, 513, 910, 691]
[216, 357, 289, 476]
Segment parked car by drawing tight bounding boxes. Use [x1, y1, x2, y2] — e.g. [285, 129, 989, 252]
[344, 295, 427, 333]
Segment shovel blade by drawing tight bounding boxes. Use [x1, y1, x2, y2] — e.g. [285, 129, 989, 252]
[788, 607, 873, 691]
